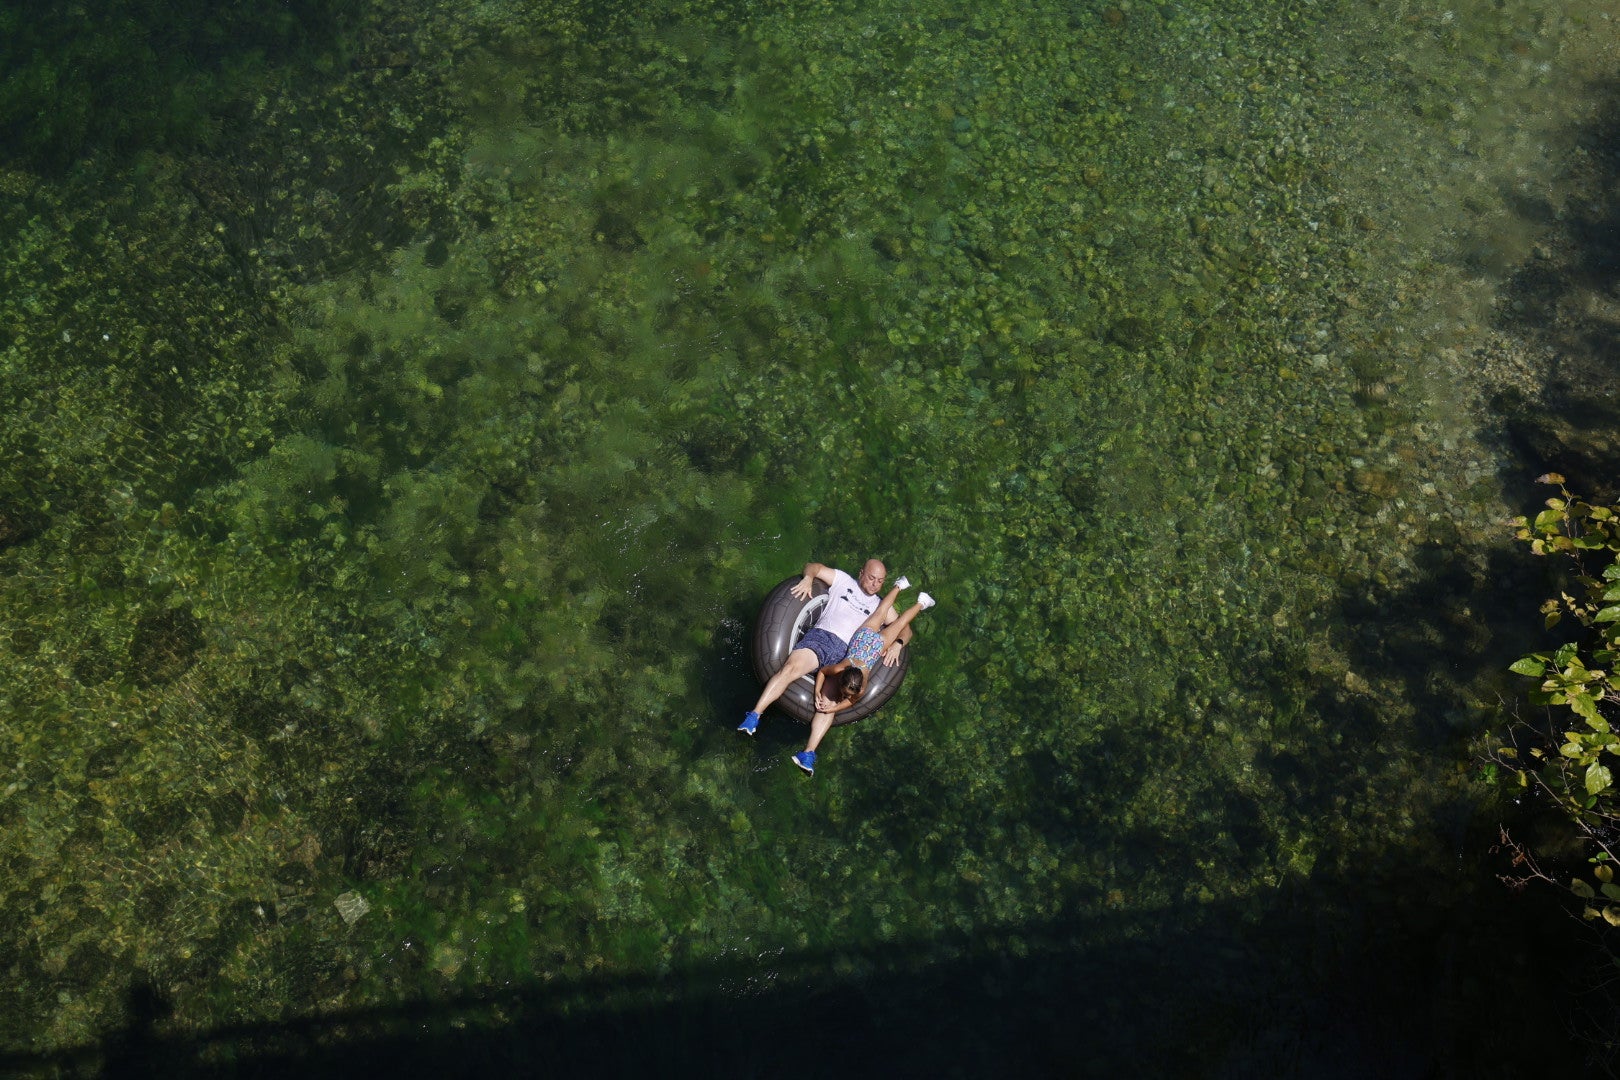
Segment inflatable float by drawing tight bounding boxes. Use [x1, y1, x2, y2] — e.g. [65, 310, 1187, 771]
[750, 576, 910, 727]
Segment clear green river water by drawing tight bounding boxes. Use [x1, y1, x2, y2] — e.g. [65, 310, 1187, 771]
[2, 0, 1614, 1073]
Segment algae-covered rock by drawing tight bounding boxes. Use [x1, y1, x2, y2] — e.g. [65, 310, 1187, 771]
[129, 607, 203, 687]
[1351, 468, 1397, 499]
[1107, 316, 1155, 351]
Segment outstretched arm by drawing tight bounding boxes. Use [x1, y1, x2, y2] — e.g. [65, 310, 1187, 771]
[792, 561, 838, 601]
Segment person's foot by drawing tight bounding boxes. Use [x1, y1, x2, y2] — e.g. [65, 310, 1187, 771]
[738, 711, 760, 735]
[792, 750, 816, 775]
[918, 591, 935, 610]
[894, 575, 911, 591]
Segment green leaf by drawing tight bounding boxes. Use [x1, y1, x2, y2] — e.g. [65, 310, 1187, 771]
[1509, 657, 1546, 677]
[1535, 508, 1565, 532]
[1574, 534, 1608, 550]
[1605, 907, 1620, 928]
[1602, 882, 1620, 901]
[1603, 582, 1620, 602]
[1573, 694, 1602, 724]
[1574, 878, 1598, 899]
[1556, 643, 1579, 667]
[1597, 864, 1614, 883]
[1596, 606, 1620, 624]
[1589, 762, 1614, 795]
[1604, 562, 1620, 581]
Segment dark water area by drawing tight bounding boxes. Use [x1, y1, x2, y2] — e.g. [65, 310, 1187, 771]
[2, 0, 1618, 1074]
[1, 876, 1588, 1077]
[0, 0, 359, 173]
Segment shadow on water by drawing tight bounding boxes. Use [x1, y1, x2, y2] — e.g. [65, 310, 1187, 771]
[0, 860, 1582, 1080]
[1330, 539, 1545, 751]
[0, 0, 361, 176]
[1494, 79, 1620, 503]
[1301, 72, 1620, 1067]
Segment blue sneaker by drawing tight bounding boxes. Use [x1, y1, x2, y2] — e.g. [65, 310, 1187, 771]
[792, 750, 816, 775]
[737, 711, 759, 736]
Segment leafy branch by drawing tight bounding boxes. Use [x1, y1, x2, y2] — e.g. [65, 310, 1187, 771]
[1504, 473, 1620, 924]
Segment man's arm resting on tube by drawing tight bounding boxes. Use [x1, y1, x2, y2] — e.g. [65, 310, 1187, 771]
[792, 561, 837, 601]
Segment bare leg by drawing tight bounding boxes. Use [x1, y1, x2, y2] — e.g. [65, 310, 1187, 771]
[806, 711, 836, 753]
[752, 648, 820, 714]
[877, 599, 929, 650]
[856, 582, 908, 635]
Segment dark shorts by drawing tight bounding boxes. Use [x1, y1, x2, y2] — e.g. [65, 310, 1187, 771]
[794, 627, 847, 668]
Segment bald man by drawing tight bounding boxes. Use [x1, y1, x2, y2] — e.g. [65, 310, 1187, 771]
[738, 559, 910, 735]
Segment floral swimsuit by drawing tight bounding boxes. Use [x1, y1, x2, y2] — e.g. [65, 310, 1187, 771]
[844, 627, 885, 669]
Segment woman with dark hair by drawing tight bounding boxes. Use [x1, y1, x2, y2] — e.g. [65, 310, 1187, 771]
[792, 579, 935, 776]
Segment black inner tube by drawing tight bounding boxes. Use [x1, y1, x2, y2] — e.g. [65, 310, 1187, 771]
[750, 576, 910, 726]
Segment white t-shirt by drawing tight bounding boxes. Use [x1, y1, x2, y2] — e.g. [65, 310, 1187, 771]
[817, 568, 881, 642]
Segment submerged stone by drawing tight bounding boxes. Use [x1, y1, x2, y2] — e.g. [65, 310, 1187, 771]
[1108, 317, 1155, 351]
[129, 608, 203, 687]
[334, 891, 370, 925]
[1351, 467, 1397, 499]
